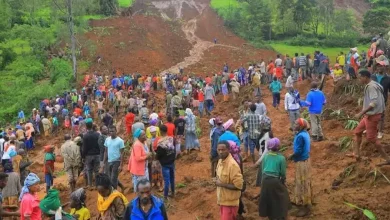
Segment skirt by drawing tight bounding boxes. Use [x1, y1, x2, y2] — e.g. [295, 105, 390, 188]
[185, 131, 199, 150]
[259, 175, 290, 219]
[255, 164, 262, 187]
[293, 159, 313, 206]
[152, 160, 163, 184]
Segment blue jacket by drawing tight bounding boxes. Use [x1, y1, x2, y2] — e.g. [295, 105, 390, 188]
[301, 89, 326, 114]
[293, 130, 310, 162]
[124, 196, 167, 220]
[269, 81, 282, 93]
[211, 127, 225, 158]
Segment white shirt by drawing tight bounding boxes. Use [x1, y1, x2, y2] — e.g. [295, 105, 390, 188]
[0, 138, 5, 153]
[2, 144, 15, 160]
[284, 92, 300, 111]
[285, 75, 294, 88]
[260, 62, 266, 73]
[275, 58, 283, 67]
[149, 113, 159, 120]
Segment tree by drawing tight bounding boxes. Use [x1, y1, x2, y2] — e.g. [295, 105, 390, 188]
[293, 0, 314, 32]
[276, 0, 294, 34]
[363, 7, 390, 35]
[241, 0, 272, 41]
[318, 0, 334, 36]
[66, 0, 77, 79]
[99, 0, 118, 16]
[332, 9, 355, 34]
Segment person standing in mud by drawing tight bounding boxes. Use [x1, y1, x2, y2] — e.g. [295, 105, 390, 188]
[61, 134, 81, 192]
[300, 82, 326, 142]
[215, 141, 243, 220]
[288, 118, 312, 217]
[348, 69, 390, 166]
[82, 121, 101, 189]
[204, 83, 215, 116]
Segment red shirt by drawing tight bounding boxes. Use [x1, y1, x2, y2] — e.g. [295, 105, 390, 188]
[74, 108, 82, 116]
[198, 91, 204, 102]
[125, 113, 135, 126]
[165, 122, 176, 137]
[229, 73, 234, 79]
[44, 156, 55, 174]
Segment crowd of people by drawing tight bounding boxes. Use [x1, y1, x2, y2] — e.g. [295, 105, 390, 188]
[0, 32, 388, 219]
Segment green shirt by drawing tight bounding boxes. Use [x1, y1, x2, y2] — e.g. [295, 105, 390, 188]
[261, 152, 286, 178]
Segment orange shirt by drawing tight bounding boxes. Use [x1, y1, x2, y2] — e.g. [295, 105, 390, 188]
[165, 122, 175, 137]
[205, 77, 211, 85]
[267, 63, 275, 74]
[125, 113, 135, 126]
[198, 91, 205, 102]
[74, 108, 82, 116]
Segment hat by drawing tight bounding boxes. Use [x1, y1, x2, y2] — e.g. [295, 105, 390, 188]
[44, 145, 54, 152]
[223, 119, 234, 130]
[375, 56, 389, 66]
[351, 47, 358, 52]
[149, 126, 157, 133]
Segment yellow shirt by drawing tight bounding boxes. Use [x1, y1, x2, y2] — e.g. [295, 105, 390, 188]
[70, 207, 91, 220]
[216, 154, 243, 206]
[337, 55, 345, 66]
[334, 69, 343, 77]
[146, 126, 161, 139]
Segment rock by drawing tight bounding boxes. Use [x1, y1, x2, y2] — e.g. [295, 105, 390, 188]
[196, 156, 203, 162]
[184, 176, 194, 183]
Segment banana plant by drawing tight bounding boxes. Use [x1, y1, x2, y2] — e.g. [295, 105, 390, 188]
[345, 120, 359, 130]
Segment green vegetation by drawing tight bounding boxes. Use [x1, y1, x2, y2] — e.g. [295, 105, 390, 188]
[211, 0, 371, 48]
[118, 0, 134, 8]
[270, 43, 368, 63]
[344, 202, 376, 220]
[0, 0, 126, 123]
[363, 0, 390, 35]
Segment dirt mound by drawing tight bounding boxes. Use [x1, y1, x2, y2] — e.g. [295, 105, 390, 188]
[83, 15, 192, 75]
[334, 0, 370, 23]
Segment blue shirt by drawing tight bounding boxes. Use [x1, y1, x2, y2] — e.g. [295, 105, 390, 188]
[269, 81, 282, 93]
[18, 111, 25, 119]
[302, 89, 326, 114]
[293, 130, 310, 162]
[219, 131, 240, 147]
[211, 127, 225, 158]
[104, 136, 125, 162]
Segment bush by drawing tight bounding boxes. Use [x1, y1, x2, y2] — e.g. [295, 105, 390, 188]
[6, 56, 45, 81]
[285, 34, 359, 48]
[48, 58, 73, 83]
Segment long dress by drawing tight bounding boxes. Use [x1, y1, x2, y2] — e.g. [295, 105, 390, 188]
[185, 115, 199, 150]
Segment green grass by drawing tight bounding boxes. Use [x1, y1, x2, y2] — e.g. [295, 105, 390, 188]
[119, 0, 133, 8]
[270, 43, 368, 63]
[80, 15, 106, 21]
[210, 0, 238, 10]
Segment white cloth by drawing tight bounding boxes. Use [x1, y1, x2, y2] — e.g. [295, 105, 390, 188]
[284, 92, 300, 111]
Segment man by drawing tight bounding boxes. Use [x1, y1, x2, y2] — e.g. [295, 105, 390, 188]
[299, 53, 308, 80]
[0, 172, 19, 219]
[124, 108, 135, 135]
[349, 69, 390, 166]
[242, 104, 262, 163]
[285, 87, 301, 131]
[61, 134, 81, 192]
[376, 33, 388, 56]
[301, 82, 326, 141]
[103, 126, 125, 190]
[284, 54, 293, 76]
[210, 118, 224, 177]
[82, 121, 100, 188]
[171, 92, 182, 117]
[204, 83, 215, 116]
[215, 141, 243, 220]
[371, 61, 390, 139]
[255, 97, 267, 116]
[98, 125, 109, 174]
[124, 179, 168, 219]
[166, 92, 172, 115]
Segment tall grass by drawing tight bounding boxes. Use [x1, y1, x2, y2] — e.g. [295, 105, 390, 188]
[270, 43, 368, 63]
[210, 0, 239, 9]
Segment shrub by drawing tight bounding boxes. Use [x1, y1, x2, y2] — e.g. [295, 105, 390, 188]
[6, 56, 45, 81]
[48, 58, 73, 83]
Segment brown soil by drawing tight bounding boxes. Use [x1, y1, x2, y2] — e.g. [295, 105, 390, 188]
[29, 0, 390, 220]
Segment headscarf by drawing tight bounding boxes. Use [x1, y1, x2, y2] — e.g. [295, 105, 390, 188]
[149, 126, 157, 133]
[85, 118, 93, 124]
[70, 188, 86, 205]
[19, 172, 40, 201]
[267, 138, 281, 151]
[185, 108, 193, 117]
[133, 128, 143, 139]
[228, 140, 241, 165]
[149, 119, 158, 126]
[296, 118, 309, 130]
[40, 189, 61, 214]
[223, 119, 234, 130]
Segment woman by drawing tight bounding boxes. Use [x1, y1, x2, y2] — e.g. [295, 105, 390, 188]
[40, 189, 75, 220]
[128, 129, 151, 192]
[258, 138, 290, 219]
[184, 108, 200, 154]
[219, 119, 240, 147]
[25, 125, 34, 150]
[289, 118, 312, 217]
[19, 173, 41, 220]
[221, 80, 228, 102]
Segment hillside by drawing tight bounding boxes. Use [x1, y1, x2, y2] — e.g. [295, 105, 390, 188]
[334, 0, 371, 22]
[23, 0, 390, 220]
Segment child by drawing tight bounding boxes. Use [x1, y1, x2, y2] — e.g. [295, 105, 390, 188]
[52, 116, 59, 135]
[222, 80, 228, 102]
[44, 145, 55, 193]
[70, 188, 91, 220]
[269, 77, 282, 109]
